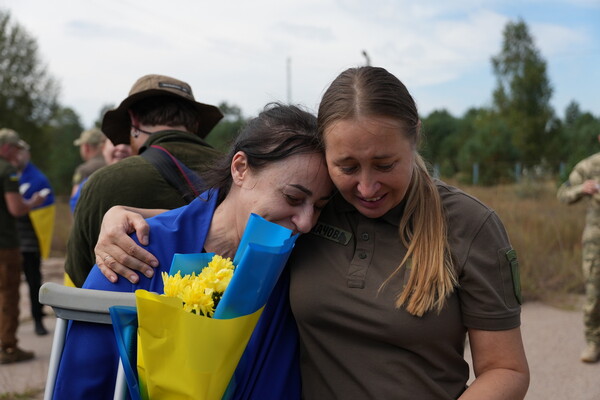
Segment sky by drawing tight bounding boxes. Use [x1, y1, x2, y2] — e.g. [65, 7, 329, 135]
[1, 0, 599, 129]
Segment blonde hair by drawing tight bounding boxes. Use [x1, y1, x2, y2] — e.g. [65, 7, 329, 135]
[318, 66, 456, 316]
[382, 154, 456, 316]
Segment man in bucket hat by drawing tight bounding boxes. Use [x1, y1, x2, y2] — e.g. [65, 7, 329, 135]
[0, 129, 47, 364]
[63, 74, 222, 288]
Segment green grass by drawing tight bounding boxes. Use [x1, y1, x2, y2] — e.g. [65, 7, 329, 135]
[0, 388, 43, 400]
[457, 179, 586, 306]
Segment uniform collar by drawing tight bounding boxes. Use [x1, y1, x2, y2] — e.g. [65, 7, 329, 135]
[138, 129, 207, 154]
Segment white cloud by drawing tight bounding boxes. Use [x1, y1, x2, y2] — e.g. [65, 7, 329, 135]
[532, 22, 592, 57]
[0, 0, 597, 126]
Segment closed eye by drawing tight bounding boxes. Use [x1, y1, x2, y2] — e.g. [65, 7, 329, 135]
[376, 163, 395, 171]
[339, 165, 358, 174]
[284, 194, 303, 206]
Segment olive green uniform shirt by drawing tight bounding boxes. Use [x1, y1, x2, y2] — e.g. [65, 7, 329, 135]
[289, 180, 521, 399]
[0, 157, 20, 248]
[64, 130, 221, 287]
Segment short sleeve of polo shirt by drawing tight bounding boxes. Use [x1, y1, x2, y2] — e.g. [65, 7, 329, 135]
[454, 210, 521, 330]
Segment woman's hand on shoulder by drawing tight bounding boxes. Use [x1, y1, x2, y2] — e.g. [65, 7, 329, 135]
[94, 205, 159, 284]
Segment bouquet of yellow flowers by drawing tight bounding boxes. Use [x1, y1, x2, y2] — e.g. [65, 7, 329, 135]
[111, 213, 298, 400]
[162, 255, 234, 317]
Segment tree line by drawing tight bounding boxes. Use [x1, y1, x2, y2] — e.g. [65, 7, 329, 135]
[421, 20, 600, 185]
[2, 9, 598, 195]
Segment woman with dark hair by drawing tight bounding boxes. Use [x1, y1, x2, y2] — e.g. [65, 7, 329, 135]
[53, 103, 334, 400]
[98, 67, 529, 399]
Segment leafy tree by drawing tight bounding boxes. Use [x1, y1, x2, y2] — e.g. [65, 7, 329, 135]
[558, 101, 600, 177]
[205, 102, 247, 153]
[42, 106, 84, 195]
[421, 109, 461, 177]
[541, 114, 563, 172]
[491, 19, 553, 167]
[455, 108, 520, 185]
[0, 8, 81, 194]
[0, 9, 59, 142]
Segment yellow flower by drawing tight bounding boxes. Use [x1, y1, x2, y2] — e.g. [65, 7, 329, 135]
[162, 271, 190, 300]
[182, 280, 215, 316]
[162, 255, 235, 317]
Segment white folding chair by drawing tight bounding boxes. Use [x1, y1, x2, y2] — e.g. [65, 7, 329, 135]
[39, 282, 137, 400]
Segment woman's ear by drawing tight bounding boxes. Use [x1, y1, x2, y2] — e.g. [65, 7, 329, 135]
[231, 151, 249, 187]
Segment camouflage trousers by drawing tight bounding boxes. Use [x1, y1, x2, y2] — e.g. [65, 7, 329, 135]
[582, 241, 600, 345]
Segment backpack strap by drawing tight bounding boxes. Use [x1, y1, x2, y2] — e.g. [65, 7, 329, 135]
[141, 145, 203, 203]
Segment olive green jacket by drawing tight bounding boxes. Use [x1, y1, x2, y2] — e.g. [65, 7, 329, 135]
[65, 130, 221, 287]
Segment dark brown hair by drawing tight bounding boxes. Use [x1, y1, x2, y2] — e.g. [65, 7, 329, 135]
[130, 95, 204, 135]
[202, 102, 322, 204]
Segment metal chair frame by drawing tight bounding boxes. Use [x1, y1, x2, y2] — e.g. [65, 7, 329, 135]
[39, 282, 137, 400]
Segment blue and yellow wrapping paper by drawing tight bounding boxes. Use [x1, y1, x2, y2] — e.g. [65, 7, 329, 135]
[110, 305, 141, 400]
[112, 213, 298, 400]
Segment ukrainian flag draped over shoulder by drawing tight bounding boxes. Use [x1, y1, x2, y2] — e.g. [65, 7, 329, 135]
[19, 162, 55, 259]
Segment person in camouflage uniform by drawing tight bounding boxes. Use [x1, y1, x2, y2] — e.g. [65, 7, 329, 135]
[557, 148, 600, 363]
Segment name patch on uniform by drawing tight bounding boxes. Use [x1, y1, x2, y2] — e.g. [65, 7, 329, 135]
[310, 222, 352, 245]
[505, 248, 522, 305]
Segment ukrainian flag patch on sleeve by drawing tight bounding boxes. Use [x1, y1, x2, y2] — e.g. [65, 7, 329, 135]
[505, 248, 522, 305]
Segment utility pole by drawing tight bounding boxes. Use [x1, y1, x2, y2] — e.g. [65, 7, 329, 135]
[362, 50, 371, 66]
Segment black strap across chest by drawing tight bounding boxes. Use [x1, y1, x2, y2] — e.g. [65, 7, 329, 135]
[141, 145, 203, 203]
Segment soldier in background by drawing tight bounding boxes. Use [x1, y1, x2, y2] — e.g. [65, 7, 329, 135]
[70, 128, 106, 204]
[0, 128, 47, 364]
[557, 138, 600, 363]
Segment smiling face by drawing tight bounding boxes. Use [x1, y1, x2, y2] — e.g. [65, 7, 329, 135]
[324, 116, 415, 219]
[103, 140, 132, 165]
[232, 151, 334, 236]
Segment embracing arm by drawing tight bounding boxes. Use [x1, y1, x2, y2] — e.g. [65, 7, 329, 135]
[557, 158, 598, 205]
[95, 205, 166, 283]
[459, 327, 529, 400]
[5, 190, 47, 217]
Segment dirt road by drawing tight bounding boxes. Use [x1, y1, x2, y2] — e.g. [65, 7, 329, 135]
[466, 301, 600, 400]
[1, 258, 598, 399]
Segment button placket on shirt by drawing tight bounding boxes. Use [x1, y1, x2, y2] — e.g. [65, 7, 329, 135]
[347, 218, 374, 288]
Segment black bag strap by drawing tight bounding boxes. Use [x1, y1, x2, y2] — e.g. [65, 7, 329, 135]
[141, 145, 203, 203]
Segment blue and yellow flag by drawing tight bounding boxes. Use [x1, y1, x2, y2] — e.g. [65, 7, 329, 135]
[19, 162, 55, 259]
